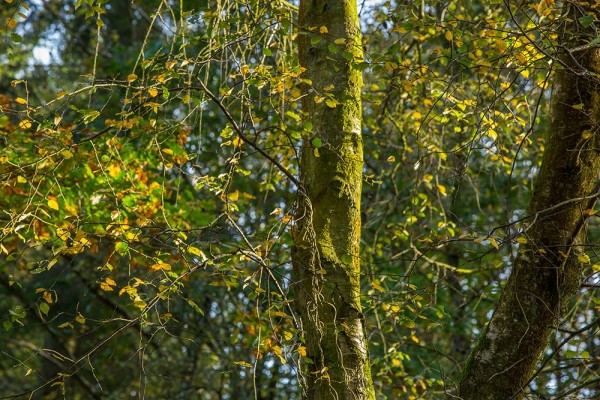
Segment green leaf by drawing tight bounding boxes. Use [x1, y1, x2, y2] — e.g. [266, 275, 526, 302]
[579, 14, 594, 28]
[342, 50, 354, 61]
[39, 302, 50, 316]
[115, 242, 129, 255]
[311, 137, 322, 148]
[580, 351, 590, 359]
[325, 98, 339, 108]
[187, 299, 205, 315]
[122, 194, 137, 208]
[286, 111, 301, 122]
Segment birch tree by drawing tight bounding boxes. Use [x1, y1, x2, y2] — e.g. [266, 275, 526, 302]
[459, 3, 600, 398]
[293, 1, 375, 399]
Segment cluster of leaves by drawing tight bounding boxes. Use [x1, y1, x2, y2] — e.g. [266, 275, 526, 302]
[0, 0, 598, 399]
[359, 0, 599, 397]
[1, 0, 306, 398]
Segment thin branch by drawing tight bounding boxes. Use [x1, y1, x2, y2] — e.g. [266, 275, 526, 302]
[555, 377, 600, 399]
[192, 81, 300, 187]
[522, 315, 600, 391]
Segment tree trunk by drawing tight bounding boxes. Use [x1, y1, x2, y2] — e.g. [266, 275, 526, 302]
[292, 1, 375, 399]
[459, 4, 600, 399]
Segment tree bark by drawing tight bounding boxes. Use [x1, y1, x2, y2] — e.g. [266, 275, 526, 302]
[459, 4, 600, 399]
[292, 1, 375, 399]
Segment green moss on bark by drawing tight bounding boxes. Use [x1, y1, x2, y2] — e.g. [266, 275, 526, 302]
[292, 1, 374, 399]
[459, 5, 600, 399]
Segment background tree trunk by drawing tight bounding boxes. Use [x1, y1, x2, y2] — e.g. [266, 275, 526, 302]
[459, 4, 600, 399]
[292, 1, 375, 399]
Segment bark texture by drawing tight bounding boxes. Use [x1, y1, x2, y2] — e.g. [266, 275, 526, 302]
[292, 1, 375, 399]
[459, 4, 600, 399]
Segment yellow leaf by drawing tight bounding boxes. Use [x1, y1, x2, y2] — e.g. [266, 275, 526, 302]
[133, 298, 147, 309]
[240, 65, 250, 75]
[148, 87, 159, 97]
[105, 277, 117, 286]
[127, 74, 138, 82]
[489, 236, 499, 250]
[297, 346, 307, 357]
[410, 335, 420, 344]
[495, 38, 507, 53]
[18, 119, 32, 129]
[272, 345, 282, 356]
[319, 26, 328, 34]
[161, 148, 173, 155]
[187, 246, 206, 260]
[75, 313, 86, 324]
[61, 149, 73, 159]
[578, 254, 590, 264]
[47, 199, 59, 210]
[7, 18, 17, 29]
[227, 191, 239, 202]
[151, 262, 171, 271]
[148, 181, 161, 191]
[584, 209, 597, 216]
[232, 136, 243, 147]
[445, 30, 453, 41]
[437, 184, 447, 196]
[515, 237, 528, 244]
[56, 228, 70, 241]
[42, 291, 53, 304]
[387, 155, 396, 162]
[15, 97, 27, 104]
[107, 163, 121, 177]
[235, 361, 253, 368]
[371, 280, 385, 292]
[392, 358, 401, 367]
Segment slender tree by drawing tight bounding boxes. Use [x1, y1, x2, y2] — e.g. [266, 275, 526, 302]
[459, 3, 600, 399]
[292, 0, 375, 399]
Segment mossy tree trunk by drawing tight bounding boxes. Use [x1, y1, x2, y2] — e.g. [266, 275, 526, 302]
[459, 4, 600, 399]
[292, 1, 375, 399]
